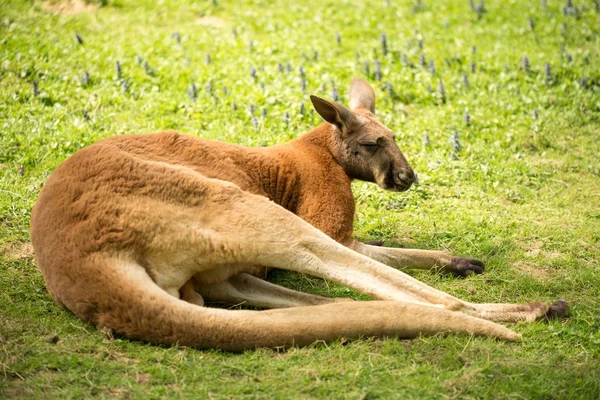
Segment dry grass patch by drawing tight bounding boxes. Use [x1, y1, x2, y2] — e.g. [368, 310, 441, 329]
[2, 241, 34, 261]
[511, 261, 553, 282]
[40, 0, 97, 15]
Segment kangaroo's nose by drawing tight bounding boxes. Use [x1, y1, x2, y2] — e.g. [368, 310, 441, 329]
[398, 168, 416, 184]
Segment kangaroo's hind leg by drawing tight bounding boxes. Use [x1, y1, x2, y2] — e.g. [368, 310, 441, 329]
[193, 180, 561, 325]
[191, 272, 351, 309]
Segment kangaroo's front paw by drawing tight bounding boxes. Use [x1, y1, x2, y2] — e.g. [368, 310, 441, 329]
[448, 257, 485, 277]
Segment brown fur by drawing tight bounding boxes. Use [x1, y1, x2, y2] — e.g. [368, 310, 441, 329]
[30, 79, 566, 350]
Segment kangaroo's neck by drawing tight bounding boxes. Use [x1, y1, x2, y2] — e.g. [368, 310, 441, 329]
[294, 123, 344, 166]
[245, 124, 349, 210]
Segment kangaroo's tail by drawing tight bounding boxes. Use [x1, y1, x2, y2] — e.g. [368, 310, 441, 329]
[50, 256, 521, 351]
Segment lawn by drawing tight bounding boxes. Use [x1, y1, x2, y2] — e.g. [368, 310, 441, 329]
[1, 0, 599, 398]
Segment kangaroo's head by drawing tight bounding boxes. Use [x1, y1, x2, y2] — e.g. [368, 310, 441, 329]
[310, 78, 416, 192]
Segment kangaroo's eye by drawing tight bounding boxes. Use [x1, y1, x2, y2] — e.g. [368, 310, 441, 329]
[359, 142, 379, 152]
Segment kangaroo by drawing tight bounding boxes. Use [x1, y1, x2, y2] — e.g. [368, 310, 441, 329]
[30, 78, 567, 351]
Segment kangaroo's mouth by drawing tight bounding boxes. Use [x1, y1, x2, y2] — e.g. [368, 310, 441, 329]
[383, 165, 414, 192]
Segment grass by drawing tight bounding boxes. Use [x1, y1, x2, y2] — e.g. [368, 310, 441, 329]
[1, 0, 599, 398]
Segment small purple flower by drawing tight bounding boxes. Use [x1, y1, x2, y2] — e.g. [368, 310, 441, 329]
[286, 62, 292, 73]
[135, 55, 143, 64]
[172, 32, 181, 43]
[222, 85, 228, 95]
[384, 82, 395, 97]
[544, 63, 552, 82]
[462, 72, 469, 88]
[437, 79, 446, 103]
[260, 81, 265, 90]
[464, 113, 471, 126]
[231, 102, 237, 111]
[299, 65, 305, 77]
[81, 71, 90, 85]
[380, 34, 388, 56]
[375, 59, 382, 81]
[250, 67, 257, 81]
[299, 102, 305, 115]
[472, 46, 477, 54]
[262, 108, 267, 118]
[532, 109, 538, 119]
[364, 61, 370, 76]
[426, 84, 432, 92]
[33, 80, 40, 96]
[401, 53, 409, 65]
[284, 112, 290, 126]
[121, 80, 129, 93]
[188, 83, 197, 101]
[115, 61, 122, 79]
[336, 33, 341, 46]
[301, 78, 306, 92]
[580, 77, 588, 87]
[231, 28, 237, 37]
[251, 116, 259, 130]
[278, 63, 284, 73]
[429, 60, 435, 75]
[451, 131, 460, 156]
[521, 55, 530, 72]
[332, 87, 339, 101]
[423, 133, 430, 147]
[420, 53, 426, 67]
[206, 80, 213, 93]
[143, 60, 151, 75]
[248, 104, 255, 115]
[418, 39, 423, 49]
[566, 54, 572, 62]
[470, 61, 476, 73]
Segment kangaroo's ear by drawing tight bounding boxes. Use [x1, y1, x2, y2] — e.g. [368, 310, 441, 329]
[310, 95, 359, 135]
[349, 78, 376, 114]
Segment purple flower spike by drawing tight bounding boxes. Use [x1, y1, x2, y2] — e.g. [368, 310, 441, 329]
[380, 34, 388, 56]
[521, 55, 530, 72]
[544, 63, 552, 82]
[188, 83, 197, 101]
[429, 60, 435, 75]
[81, 71, 90, 85]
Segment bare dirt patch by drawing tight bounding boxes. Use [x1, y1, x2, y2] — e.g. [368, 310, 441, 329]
[40, 0, 97, 15]
[512, 261, 553, 281]
[196, 16, 227, 27]
[2, 242, 34, 260]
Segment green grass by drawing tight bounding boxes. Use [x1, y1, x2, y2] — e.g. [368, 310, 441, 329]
[1, 0, 599, 398]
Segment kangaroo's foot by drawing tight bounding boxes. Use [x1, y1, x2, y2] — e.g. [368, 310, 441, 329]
[447, 256, 485, 277]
